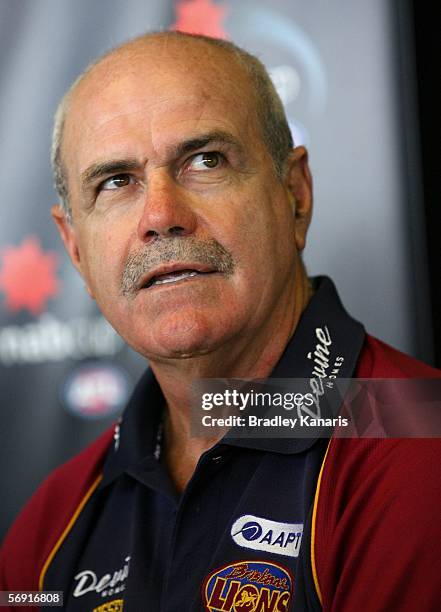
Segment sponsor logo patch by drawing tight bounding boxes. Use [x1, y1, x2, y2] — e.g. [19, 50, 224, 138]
[93, 600, 124, 612]
[73, 556, 130, 599]
[231, 515, 303, 558]
[203, 560, 293, 611]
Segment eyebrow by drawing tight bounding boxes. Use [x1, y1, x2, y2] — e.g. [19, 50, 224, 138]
[80, 130, 243, 191]
[171, 130, 242, 158]
[81, 159, 140, 191]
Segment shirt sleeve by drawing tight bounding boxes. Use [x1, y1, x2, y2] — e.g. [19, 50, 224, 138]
[0, 427, 113, 598]
[313, 438, 441, 611]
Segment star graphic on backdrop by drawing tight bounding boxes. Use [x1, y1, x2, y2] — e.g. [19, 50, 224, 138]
[171, 0, 229, 39]
[0, 236, 59, 315]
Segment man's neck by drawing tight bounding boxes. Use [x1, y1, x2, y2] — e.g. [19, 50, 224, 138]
[151, 269, 312, 493]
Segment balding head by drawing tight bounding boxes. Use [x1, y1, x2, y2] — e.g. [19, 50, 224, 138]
[51, 31, 293, 218]
[50, 28, 312, 363]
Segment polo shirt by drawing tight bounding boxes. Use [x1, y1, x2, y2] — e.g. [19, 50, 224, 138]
[39, 276, 366, 611]
[3, 276, 441, 611]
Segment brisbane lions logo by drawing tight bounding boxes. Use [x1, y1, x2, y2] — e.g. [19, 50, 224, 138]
[202, 561, 293, 611]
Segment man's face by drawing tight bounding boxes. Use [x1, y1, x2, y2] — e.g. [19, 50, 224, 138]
[55, 40, 311, 361]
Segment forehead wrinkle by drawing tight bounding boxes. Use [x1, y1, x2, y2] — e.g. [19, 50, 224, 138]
[71, 92, 237, 147]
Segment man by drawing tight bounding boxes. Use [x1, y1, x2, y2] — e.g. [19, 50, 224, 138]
[1, 32, 440, 611]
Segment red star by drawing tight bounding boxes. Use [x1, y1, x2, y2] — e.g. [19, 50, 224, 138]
[0, 236, 59, 315]
[171, 0, 229, 39]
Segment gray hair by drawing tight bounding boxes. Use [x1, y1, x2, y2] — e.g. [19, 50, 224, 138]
[51, 31, 294, 219]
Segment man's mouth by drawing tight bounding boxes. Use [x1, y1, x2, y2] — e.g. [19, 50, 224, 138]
[143, 268, 217, 289]
[121, 238, 235, 298]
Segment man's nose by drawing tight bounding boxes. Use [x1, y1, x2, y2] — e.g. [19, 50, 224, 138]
[137, 172, 198, 241]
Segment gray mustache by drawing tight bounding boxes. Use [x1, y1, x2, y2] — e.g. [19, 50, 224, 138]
[121, 237, 235, 297]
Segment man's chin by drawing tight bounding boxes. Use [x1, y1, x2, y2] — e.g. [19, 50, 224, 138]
[143, 337, 219, 363]
[135, 315, 228, 362]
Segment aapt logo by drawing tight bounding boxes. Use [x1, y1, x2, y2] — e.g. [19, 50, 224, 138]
[202, 561, 293, 611]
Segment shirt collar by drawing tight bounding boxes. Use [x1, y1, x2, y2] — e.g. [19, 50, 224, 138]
[224, 275, 366, 453]
[100, 276, 365, 487]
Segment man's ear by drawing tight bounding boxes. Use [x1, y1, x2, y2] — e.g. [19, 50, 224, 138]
[51, 204, 94, 299]
[284, 146, 313, 251]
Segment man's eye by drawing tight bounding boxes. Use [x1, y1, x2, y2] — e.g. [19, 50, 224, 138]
[100, 174, 134, 191]
[189, 152, 223, 171]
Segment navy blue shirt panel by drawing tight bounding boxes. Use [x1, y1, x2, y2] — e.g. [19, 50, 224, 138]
[43, 277, 365, 611]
